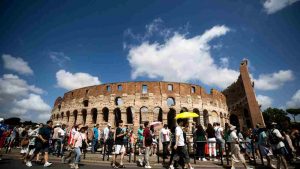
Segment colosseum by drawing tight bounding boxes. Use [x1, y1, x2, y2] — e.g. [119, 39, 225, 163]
[51, 60, 265, 131]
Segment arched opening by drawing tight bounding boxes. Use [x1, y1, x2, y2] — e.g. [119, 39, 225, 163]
[102, 107, 109, 122]
[56, 114, 59, 120]
[153, 107, 163, 122]
[193, 108, 200, 126]
[91, 108, 98, 124]
[244, 109, 251, 128]
[83, 100, 89, 107]
[210, 111, 219, 124]
[61, 112, 64, 120]
[73, 110, 78, 125]
[230, 114, 240, 129]
[167, 97, 175, 107]
[167, 108, 176, 129]
[203, 109, 209, 127]
[82, 109, 87, 125]
[140, 107, 148, 124]
[180, 107, 189, 124]
[66, 111, 70, 122]
[114, 108, 122, 125]
[115, 97, 123, 106]
[126, 107, 134, 124]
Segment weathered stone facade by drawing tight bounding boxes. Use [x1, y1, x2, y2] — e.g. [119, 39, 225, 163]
[51, 60, 264, 131]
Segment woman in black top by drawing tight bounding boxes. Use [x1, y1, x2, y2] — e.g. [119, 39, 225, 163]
[206, 123, 217, 161]
[194, 125, 207, 161]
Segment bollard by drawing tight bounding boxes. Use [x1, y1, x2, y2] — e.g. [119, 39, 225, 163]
[134, 142, 137, 162]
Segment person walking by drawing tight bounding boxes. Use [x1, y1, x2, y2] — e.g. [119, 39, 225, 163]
[194, 124, 207, 161]
[138, 125, 144, 156]
[228, 125, 252, 169]
[142, 121, 152, 168]
[112, 120, 126, 168]
[70, 124, 88, 169]
[26, 120, 53, 167]
[214, 122, 225, 159]
[257, 127, 275, 168]
[160, 124, 170, 159]
[206, 123, 217, 161]
[91, 124, 99, 153]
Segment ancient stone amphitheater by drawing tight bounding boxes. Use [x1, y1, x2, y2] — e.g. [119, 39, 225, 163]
[51, 60, 265, 130]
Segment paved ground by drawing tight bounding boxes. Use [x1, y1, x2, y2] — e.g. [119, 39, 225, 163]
[0, 149, 298, 169]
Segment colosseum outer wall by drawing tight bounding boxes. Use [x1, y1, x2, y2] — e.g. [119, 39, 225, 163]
[51, 81, 229, 131]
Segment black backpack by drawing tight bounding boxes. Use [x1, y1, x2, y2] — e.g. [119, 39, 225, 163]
[268, 129, 280, 145]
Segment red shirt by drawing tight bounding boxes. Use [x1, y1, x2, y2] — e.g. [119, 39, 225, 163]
[143, 127, 151, 146]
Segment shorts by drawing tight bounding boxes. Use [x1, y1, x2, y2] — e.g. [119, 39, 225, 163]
[259, 145, 273, 157]
[20, 147, 28, 154]
[34, 142, 49, 153]
[274, 147, 288, 156]
[216, 137, 225, 149]
[114, 144, 125, 154]
[177, 145, 190, 163]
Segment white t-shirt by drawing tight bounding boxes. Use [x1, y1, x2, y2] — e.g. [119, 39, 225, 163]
[175, 126, 185, 146]
[272, 129, 285, 149]
[160, 128, 170, 142]
[214, 126, 223, 139]
[103, 127, 109, 140]
[73, 132, 86, 148]
[229, 130, 238, 143]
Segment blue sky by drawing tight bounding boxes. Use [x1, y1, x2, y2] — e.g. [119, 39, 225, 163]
[0, 0, 299, 122]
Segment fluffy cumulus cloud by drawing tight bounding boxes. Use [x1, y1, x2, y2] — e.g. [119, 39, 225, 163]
[0, 74, 50, 122]
[49, 52, 71, 67]
[286, 89, 300, 108]
[56, 70, 101, 90]
[263, 0, 299, 14]
[257, 94, 273, 110]
[127, 25, 240, 89]
[2, 54, 33, 75]
[254, 70, 294, 90]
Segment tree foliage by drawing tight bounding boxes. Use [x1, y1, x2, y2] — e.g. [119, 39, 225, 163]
[263, 107, 290, 129]
[286, 108, 300, 122]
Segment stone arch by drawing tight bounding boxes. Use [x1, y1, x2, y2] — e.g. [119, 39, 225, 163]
[230, 114, 240, 129]
[115, 97, 123, 106]
[114, 108, 122, 125]
[126, 107, 134, 124]
[140, 107, 148, 124]
[167, 108, 176, 129]
[102, 107, 109, 122]
[210, 110, 219, 124]
[73, 110, 78, 125]
[61, 112, 64, 120]
[56, 114, 59, 120]
[203, 109, 209, 127]
[81, 109, 87, 125]
[243, 108, 251, 128]
[91, 108, 98, 124]
[167, 97, 176, 107]
[83, 100, 89, 107]
[66, 111, 70, 122]
[153, 107, 163, 122]
[193, 108, 200, 126]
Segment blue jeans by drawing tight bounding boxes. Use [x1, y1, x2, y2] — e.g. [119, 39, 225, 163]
[74, 147, 81, 164]
[92, 139, 98, 153]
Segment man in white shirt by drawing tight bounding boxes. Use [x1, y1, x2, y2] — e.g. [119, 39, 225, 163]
[103, 123, 111, 156]
[173, 119, 193, 169]
[160, 124, 170, 159]
[270, 122, 288, 169]
[214, 122, 225, 156]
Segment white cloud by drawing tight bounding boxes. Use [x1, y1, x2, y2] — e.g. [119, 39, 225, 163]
[254, 70, 294, 90]
[220, 57, 229, 68]
[0, 74, 49, 122]
[286, 89, 300, 108]
[257, 94, 273, 110]
[2, 54, 33, 75]
[49, 52, 71, 67]
[56, 70, 101, 90]
[263, 0, 299, 14]
[127, 25, 240, 89]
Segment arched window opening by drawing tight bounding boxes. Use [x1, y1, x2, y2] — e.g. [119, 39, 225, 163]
[193, 108, 200, 126]
[58, 105, 61, 111]
[83, 100, 89, 107]
[126, 107, 134, 124]
[102, 107, 109, 122]
[167, 97, 175, 107]
[140, 107, 148, 124]
[154, 107, 163, 122]
[56, 114, 59, 120]
[115, 97, 123, 106]
[66, 111, 70, 122]
[203, 109, 209, 127]
[73, 110, 78, 125]
[114, 108, 122, 125]
[82, 109, 87, 125]
[61, 112, 64, 120]
[230, 114, 240, 129]
[167, 108, 176, 129]
[91, 108, 98, 124]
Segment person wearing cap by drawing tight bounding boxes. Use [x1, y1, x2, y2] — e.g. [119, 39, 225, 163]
[228, 125, 252, 169]
[269, 122, 288, 169]
[70, 124, 88, 169]
[26, 120, 53, 167]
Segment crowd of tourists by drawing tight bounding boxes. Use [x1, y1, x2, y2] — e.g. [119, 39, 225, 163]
[0, 118, 299, 169]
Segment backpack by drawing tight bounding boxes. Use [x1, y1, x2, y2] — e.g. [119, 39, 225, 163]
[268, 129, 280, 145]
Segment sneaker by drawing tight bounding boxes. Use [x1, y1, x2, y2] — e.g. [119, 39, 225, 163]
[202, 158, 207, 161]
[169, 165, 174, 169]
[70, 163, 75, 168]
[139, 159, 143, 166]
[214, 158, 218, 162]
[26, 161, 32, 167]
[44, 162, 52, 167]
[231, 167, 235, 169]
[145, 166, 152, 168]
[246, 167, 253, 169]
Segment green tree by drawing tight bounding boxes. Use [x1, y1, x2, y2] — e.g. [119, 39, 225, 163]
[263, 108, 290, 128]
[286, 108, 300, 123]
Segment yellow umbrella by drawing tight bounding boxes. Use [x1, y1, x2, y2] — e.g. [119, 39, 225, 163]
[175, 112, 199, 119]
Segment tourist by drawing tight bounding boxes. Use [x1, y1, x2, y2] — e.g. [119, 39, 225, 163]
[160, 124, 170, 159]
[214, 122, 225, 159]
[142, 121, 152, 168]
[282, 130, 296, 162]
[269, 122, 288, 169]
[138, 125, 144, 156]
[112, 120, 126, 168]
[20, 126, 29, 162]
[150, 125, 157, 156]
[91, 124, 99, 153]
[129, 129, 136, 156]
[193, 124, 207, 161]
[257, 127, 275, 168]
[70, 124, 88, 169]
[52, 123, 64, 157]
[206, 123, 217, 161]
[106, 127, 114, 159]
[168, 126, 179, 169]
[26, 120, 53, 167]
[174, 118, 193, 169]
[103, 123, 111, 154]
[0, 120, 8, 160]
[229, 125, 252, 169]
